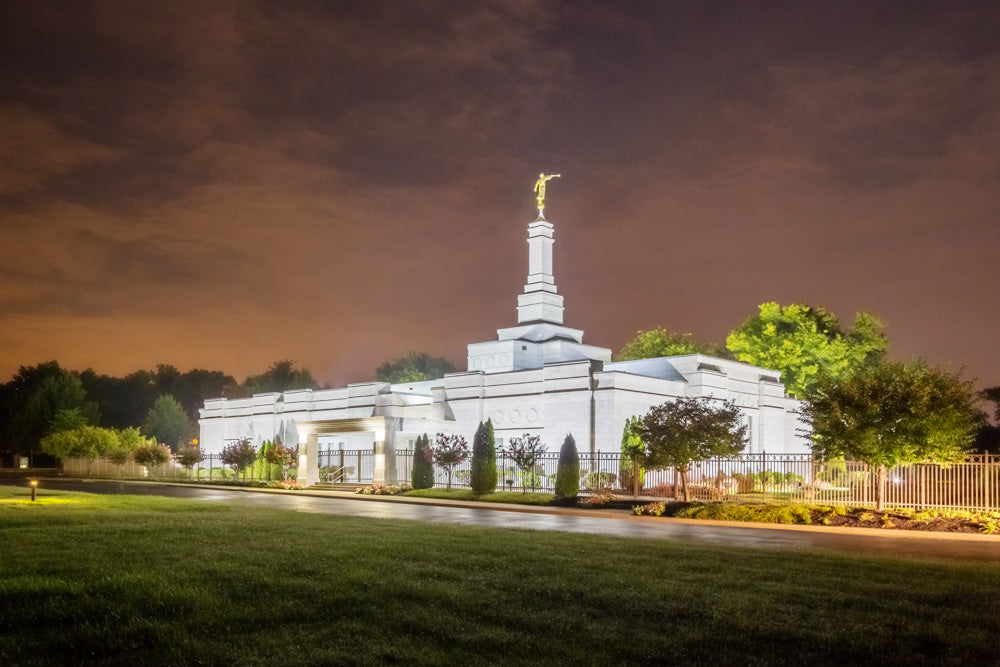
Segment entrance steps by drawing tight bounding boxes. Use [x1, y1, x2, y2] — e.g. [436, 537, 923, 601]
[309, 482, 363, 492]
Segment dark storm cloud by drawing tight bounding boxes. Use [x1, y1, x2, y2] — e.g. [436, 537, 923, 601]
[0, 0, 998, 388]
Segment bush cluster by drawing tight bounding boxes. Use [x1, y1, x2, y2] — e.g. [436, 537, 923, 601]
[355, 484, 412, 496]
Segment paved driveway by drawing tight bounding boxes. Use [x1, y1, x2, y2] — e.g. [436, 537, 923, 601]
[5, 478, 999, 561]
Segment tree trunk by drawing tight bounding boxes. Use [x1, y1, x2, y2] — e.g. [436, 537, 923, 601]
[446, 469, 452, 490]
[680, 470, 691, 502]
[877, 465, 887, 511]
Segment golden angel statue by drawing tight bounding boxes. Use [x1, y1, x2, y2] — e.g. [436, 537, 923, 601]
[534, 173, 560, 213]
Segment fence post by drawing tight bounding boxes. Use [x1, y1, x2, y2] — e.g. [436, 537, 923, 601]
[761, 450, 767, 503]
[986, 452, 993, 511]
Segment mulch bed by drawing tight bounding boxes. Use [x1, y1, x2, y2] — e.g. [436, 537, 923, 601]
[810, 507, 989, 533]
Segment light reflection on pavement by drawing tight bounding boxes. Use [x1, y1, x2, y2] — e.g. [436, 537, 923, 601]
[4, 479, 999, 561]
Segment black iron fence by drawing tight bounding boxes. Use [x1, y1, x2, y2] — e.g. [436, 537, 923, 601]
[62, 450, 1000, 511]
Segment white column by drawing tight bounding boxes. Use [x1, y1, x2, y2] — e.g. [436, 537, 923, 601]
[297, 433, 319, 487]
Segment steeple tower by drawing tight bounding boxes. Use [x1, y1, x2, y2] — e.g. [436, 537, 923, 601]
[464, 175, 612, 374]
[516, 214, 564, 324]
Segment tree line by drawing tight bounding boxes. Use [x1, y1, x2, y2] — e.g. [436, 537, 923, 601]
[0, 360, 318, 467]
[618, 301, 999, 451]
[616, 301, 1000, 508]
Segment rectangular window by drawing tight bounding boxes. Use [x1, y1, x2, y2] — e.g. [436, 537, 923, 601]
[496, 437, 504, 447]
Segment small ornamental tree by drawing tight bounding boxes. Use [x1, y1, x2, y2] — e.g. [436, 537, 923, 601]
[221, 438, 258, 481]
[505, 433, 547, 493]
[470, 419, 498, 495]
[433, 433, 469, 490]
[411, 434, 435, 489]
[133, 442, 171, 474]
[554, 433, 580, 500]
[176, 441, 205, 476]
[801, 359, 980, 510]
[636, 397, 747, 502]
[265, 440, 293, 479]
[619, 416, 645, 495]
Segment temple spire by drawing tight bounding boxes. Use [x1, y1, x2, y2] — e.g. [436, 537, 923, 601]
[517, 216, 564, 324]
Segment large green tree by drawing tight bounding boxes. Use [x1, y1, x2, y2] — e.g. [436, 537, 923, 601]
[79, 369, 158, 429]
[726, 302, 887, 399]
[4, 364, 97, 464]
[242, 360, 317, 396]
[142, 395, 191, 451]
[376, 353, 456, 384]
[615, 329, 732, 361]
[636, 397, 747, 502]
[976, 386, 1000, 453]
[40, 425, 120, 463]
[801, 359, 981, 510]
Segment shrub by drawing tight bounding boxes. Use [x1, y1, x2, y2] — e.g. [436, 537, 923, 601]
[252, 440, 285, 481]
[470, 420, 498, 495]
[619, 416, 645, 493]
[554, 434, 580, 499]
[632, 501, 667, 517]
[355, 484, 412, 496]
[674, 502, 812, 525]
[585, 471, 617, 490]
[517, 469, 544, 490]
[579, 492, 615, 509]
[411, 433, 435, 490]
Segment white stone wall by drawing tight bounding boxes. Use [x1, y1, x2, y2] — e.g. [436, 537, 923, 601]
[200, 356, 810, 457]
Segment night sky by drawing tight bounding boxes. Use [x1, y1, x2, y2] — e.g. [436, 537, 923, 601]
[2, 1, 998, 390]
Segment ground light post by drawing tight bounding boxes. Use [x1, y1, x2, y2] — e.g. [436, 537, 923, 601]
[30, 479, 37, 501]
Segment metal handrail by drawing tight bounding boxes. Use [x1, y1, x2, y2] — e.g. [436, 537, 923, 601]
[324, 466, 349, 483]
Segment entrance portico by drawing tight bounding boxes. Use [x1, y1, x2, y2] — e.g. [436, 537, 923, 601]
[295, 417, 402, 487]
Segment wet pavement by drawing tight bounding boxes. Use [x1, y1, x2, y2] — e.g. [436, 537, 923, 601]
[4, 478, 999, 562]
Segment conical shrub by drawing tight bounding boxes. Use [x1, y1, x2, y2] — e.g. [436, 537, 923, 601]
[554, 433, 580, 499]
[470, 419, 498, 495]
[411, 433, 435, 490]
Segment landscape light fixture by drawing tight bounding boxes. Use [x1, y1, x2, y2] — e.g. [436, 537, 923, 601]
[29, 479, 37, 502]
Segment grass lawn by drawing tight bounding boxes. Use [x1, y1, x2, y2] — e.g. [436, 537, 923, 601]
[403, 488, 556, 505]
[2, 486, 999, 665]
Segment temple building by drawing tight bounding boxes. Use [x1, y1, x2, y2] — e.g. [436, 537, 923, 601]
[198, 179, 807, 485]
